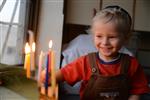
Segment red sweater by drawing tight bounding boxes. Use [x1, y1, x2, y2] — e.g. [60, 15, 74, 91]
[61, 53, 150, 97]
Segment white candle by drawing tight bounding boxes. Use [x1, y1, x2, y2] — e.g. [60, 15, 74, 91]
[38, 51, 44, 85]
[28, 30, 34, 46]
[31, 42, 35, 71]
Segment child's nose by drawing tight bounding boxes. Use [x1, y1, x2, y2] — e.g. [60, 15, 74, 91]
[101, 37, 110, 45]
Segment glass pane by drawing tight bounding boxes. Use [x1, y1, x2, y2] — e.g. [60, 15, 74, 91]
[0, 24, 18, 64]
[0, 0, 3, 5]
[0, 24, 17, 47]
[0, 0, 27, 65]
[0, 0, 20, 23]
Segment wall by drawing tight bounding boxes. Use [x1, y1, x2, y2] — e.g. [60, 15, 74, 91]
[102, 0, 133, 18]
[134, 0, 150, 31]
[65, 0, 133, 25]
[66, 0, 100, 25]
[137, 32, 150, 67]
[36, 0, 64, 69]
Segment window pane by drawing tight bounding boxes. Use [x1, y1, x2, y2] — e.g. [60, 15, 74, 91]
[0, 0, 20, 23]
[0, 24, 17, 47]
[0, 0, 28, 65]
[0, 24, 18, 64]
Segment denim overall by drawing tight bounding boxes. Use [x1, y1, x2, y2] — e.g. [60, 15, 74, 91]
[82, 53, 130, 100]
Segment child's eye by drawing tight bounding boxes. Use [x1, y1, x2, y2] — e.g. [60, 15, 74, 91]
[109, 36, 117, 39]
[96, 35, 102, 38]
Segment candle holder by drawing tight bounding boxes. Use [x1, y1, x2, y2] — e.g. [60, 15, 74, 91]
[39, 84, 58, 100]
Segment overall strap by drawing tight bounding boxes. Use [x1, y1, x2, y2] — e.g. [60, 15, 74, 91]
[120, 54, 131, 75]
[88, 52, 100, 75]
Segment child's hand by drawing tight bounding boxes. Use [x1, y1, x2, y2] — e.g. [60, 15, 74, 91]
[40, 69, 64, 85]
[40, 70, 46, 84]
[40, 70, 51, 85]
[128, 95, 140, 100]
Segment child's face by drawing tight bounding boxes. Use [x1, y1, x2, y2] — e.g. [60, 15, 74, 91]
[92, 21, 125, 60]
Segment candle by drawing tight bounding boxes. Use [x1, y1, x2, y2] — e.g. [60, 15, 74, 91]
[38, 51, 44, 85]
[28, 30, 34, 47]
[45, 40, 52, 95]
[28, 30, 35, 71]
[51, 50, 56, 94]
[49, 40, 53, 73]
[49, 40, 56, 95]
[45, 51, 50, 94]
[24, 43, 31, 78]
[31, 42, 35, 71]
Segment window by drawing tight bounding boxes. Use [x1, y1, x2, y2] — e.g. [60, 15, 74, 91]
[0, 0, 29, 65]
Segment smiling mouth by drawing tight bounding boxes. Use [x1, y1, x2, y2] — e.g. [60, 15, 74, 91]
[100, 47, 113, 53]
[101, 47, 112, 51]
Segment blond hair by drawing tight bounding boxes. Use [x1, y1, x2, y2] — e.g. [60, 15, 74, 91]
[92, 5, 132, 39]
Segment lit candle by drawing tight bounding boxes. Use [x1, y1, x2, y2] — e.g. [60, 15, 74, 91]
[31, 42, 35, 71]
[45, 51, 49, 95]
[38, 51, 44, 85]
[49, 40, 56, 96]
[28, 30, 34, 47]
[28, 30, 35, 71]
[48, 40, 53, 74]
[45, 40, 52, 94]
[24, 43, 31, 78]
[51, 49, 56, 94]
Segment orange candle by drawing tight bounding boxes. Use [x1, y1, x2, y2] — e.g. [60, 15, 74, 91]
[51, 50, 56, 93]
[24, 43, 31, 78]
[49, 40, 56, 94]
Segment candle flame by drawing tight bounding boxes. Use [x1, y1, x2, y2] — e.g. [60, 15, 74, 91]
[32, 42, 36, 52]
[25, 43, 30, 54]
[49, 40, 53, 49]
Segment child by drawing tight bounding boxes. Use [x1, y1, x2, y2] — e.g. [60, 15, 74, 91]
[41, 5, 149, 100]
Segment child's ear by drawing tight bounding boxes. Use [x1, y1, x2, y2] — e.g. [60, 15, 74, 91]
[123, 32, 131, 44]
[123, 36, 130, 46]
[123, 40, 128, 46]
